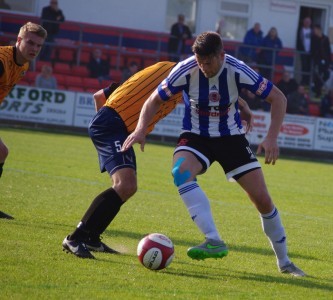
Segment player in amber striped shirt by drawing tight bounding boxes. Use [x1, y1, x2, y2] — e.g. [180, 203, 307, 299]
[62, 62, 183, 258]
[0, 22, 47, 219]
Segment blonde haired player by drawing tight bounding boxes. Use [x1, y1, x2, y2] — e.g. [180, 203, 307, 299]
[0, 22, 47, 219]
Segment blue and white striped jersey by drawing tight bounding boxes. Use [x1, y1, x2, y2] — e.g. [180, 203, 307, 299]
[158, 54, 273, 137]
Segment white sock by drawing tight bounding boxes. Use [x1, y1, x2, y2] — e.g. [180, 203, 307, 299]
[178, 181, 221, 241]
[261, 207, 290, 268]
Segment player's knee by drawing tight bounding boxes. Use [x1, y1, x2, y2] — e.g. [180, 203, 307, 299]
[113, 179, 137, 201]
[0, 142, 9, 162]
[253, 193, 273, 214]
[172, 157, 191, 187]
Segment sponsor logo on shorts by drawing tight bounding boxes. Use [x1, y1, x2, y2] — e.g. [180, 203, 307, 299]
[177, 138, 188, 146]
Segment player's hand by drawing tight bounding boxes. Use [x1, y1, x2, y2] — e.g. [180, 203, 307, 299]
[121, 130, 146, 152]
[240, 109, 253, 134]
[239, 98, 253, 134]
[256, 137, 279, 165]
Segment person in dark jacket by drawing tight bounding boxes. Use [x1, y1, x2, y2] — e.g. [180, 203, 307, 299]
[40, 0, 65, 61]
[87, 48, 110, 81]
[311, 24, 331, 97]
[287, 85, 309, 115]
[320, 89, 333, 118]
[276, 71, 299, 98]
[259, 27, 283, 80]
[168, 14, 192, 62]
[239, 23, 263, 63]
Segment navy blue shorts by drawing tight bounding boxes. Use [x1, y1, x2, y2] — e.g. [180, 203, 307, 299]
[88, 106, 136, 175]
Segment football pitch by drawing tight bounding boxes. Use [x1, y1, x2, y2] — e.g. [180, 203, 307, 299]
[0, 127, 332, 299]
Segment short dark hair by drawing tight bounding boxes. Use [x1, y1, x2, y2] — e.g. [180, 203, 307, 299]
[192, 31, 223, 56]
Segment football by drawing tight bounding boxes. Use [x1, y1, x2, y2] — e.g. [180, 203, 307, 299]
[137, 233, 174, 270]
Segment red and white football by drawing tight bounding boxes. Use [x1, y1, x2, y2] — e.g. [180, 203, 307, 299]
[137, 233, 174, 270]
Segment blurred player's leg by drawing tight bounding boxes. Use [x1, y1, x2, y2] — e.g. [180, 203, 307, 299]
[0, 139, 14, 220]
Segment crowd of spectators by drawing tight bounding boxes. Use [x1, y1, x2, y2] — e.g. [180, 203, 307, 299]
[238, 18, 332, 118]
[21, 6, 332, 118]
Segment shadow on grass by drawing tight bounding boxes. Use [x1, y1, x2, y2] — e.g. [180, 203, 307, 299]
[104, 229, 319, 261]
[165, 267, 333, 292]
[5, 221, 319, 263]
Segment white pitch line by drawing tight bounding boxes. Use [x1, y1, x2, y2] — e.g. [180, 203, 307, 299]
[5, 168, 332, 223]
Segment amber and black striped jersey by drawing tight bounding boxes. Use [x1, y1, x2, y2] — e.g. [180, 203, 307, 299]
[104, 61, 183, 133]
[0, 46, 29, 103]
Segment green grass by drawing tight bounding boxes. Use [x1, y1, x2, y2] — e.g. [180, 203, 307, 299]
[0, 127, 332, 299]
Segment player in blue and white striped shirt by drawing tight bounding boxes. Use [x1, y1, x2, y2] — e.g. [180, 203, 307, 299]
[123, 32, 305, 277]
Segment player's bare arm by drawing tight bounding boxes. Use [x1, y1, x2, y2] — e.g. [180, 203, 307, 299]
[121, 89, 164, 152]
[257, 85, 287, 165]
[93, 89, 106, 112]
[238, 97, 253, 134]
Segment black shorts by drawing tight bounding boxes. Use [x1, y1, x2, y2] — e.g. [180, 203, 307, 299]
[88, 106, 136, 175]
[174, 132, 261, 181]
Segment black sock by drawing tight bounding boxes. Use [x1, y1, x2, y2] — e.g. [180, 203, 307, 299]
[0, 162, 4, 177]
[69, 188, 123, 241]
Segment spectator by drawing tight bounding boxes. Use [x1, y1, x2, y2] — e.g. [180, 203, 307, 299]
[239, 23, 263, 63]
[323, 66, 333, 92]
[276, 71, 299, 98]
[122, 61, 139, 82]
[240, 88, 264, 111]
[296, 17, 312, 85]
[168, 14, 192, 62]
[87, 48, 110, 82]
[311, 24, 331, 98]
[287, 85, 309, 115]
[259, 27, 283, 80]
[320, 89, 333, 118]
[40, 0, 65, 61]
[0, 0, 10, 9]
[35, 65, 57, 89]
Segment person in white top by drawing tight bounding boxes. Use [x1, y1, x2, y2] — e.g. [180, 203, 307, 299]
[122, 31, 306, 277]
[296, 17, 312, 85]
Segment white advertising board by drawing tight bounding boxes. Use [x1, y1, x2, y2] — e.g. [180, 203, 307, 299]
[245, 112, 271, 146]
[1, 87, 332, 154]
[314, 118, 333, 152]
[73, 93, 96, 127]
[278, 114, 316, 150]
[0, 86, 75, 125]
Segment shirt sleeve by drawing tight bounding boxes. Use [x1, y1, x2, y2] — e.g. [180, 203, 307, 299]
[157, 60, 194, 101]
[237, 62, 273, 99]
[103, 82, 120, 98]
